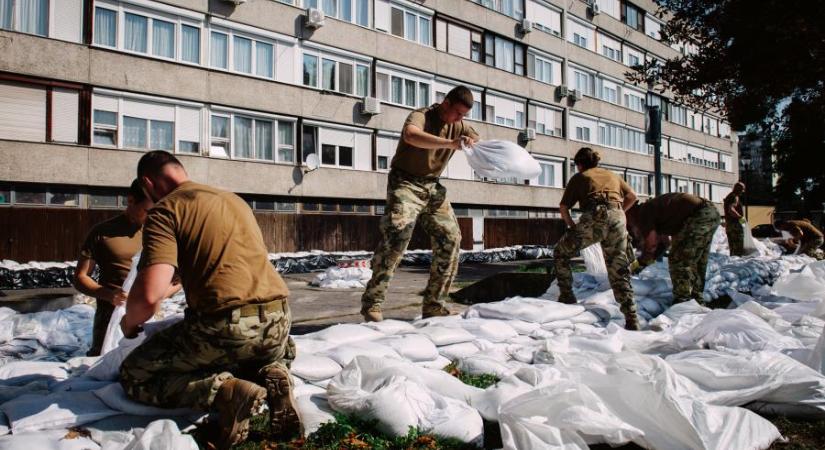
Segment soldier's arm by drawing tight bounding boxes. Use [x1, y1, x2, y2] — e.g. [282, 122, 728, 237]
[639, 231, 659, 266]
[121, 263, 175, 338]
[403, 124, 467, 150]
[724, 198, 742, 219]
[73, 257, 125, 305]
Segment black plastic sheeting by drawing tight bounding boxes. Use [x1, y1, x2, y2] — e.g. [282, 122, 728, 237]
[1, 246, 554, 288]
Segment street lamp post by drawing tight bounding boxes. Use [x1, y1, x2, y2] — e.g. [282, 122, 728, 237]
[741, 154, 751, 221]
[645, 80, 663, 197]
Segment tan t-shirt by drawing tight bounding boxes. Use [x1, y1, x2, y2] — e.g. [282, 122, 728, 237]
[80, 214, 142, 291]
[390, 105, 479, 178]
[140, 182, 289, 313]
[723, 192, 743, 223]
[559, 167, 634, 210]
[634, 193, 707, 236]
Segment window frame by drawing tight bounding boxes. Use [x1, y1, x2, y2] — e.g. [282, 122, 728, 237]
[209, 110, 296, 164]
[302, 45, 371, 98]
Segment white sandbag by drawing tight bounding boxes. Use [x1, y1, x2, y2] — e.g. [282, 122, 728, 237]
[771, 266, 825, 302]
[499, 380, 645, 450]
[540, 319, 574, 331]
[322, 342, 401, 367]
[504, 319, 541, 334]
[1, 391, 119, 433]
[414, 326, 475, 346]
[0, 381, 50, 404]
[437, 342, 480, 361]
[294, 383, 327, 398]
[673, 309, 803, 352]
[327, 356, 483, 443]
[84, 335, 146, 381]
[292, 337, 338, 355]
[569, 311, 601, 325]
[93, 383, 196, 417]
[462, 140, 541, 179]
[470, 367, 561, 421]
[362, 319, 416, 335]
[376, 334, 438, 362]
[810, 328, 825, 375]
[456, 354, 518, 378]
[295, 394, 336, 436]
[466, 296, 585, 324]
[101, 419, 198, 450]
[302, 324, 384, 345]
[450, 319, 518, 343]
[741, 221, 768, 256]
[414, 355, 451, 370]
[0, 361, 68, 386]
[0, 430, 100, 450]
[311, 266, 372, 289]
[100, 305, 127, 356]
[568, 334, 624, 354]
[290, 354, 343, 382]
[581, 243, 609, 289]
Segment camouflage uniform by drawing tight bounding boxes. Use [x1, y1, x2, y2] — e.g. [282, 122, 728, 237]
[120, 301, 295, 410]
[799, 236, 825, 258]
[362, 169, 460, 316]
[670, 202, 721, 302]
[553, 203, 636, 319]
[725, 220, 745, 257]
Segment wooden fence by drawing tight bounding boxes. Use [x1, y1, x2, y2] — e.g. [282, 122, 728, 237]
[483, 218, 567, 248]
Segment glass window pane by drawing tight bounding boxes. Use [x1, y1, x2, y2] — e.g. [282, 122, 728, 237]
[321, 144, 336, 165]
[181, 25, 200, 63]
[256, 120, 273, 160]
[322, 0, 336, 17]
[356, 65, 369, 97]
[404, 79, 416, 106]
[94, 110, 117, 126]
[302, 126, 316, 161]
[390, 8, 404, 37]
[211, 115, 229, 138]
[94, 130, 116, 146]
[94, 8, 117, 46]
[341, 0, 352, 21]
[123, 116, 147, 148]
[152, 19, 175, 58]
[278, 122, 293, 146]
[179, 141, 199, 154]
[419, 17, 430, 46]
[234, 36, 252, 73]
[404, 12, 416, 41]
[255, 42, 274, 78]
[210, 32, 228, 69]
[18, 0, 47, 36]
[339, 62, 353, 94]
[303, 54, 318, 87]
[0, 0, 12, 30]
[278, 146, 294, 163]
[356, 0, 369, 26]
[377, 156, 388, 169]
[150, 120, 174, 150]
[234, 116, 253, 159]
[417, 83, 429, 107]
[322, 59, 336, 91]
[377, 73, 389, 100]
[15, 186, 46, 204]
[339, 146, 353, 167]
[124, 13, 148, 53]
[48, 190, 79, 207]
[89, 193, 118, 208]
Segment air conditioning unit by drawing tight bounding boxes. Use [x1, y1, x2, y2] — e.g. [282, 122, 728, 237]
[520, 18, 533, 33]
[570, 89, 583, 101]
[590, 3, 601, 15]
[556, 85, 569, 100]
[306, 8, 325, 29]
[222, 0, 246, 4]
[522, 128, 536, 141]
[361, 97, 381, 115]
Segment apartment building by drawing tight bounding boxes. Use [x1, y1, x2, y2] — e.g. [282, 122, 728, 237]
[0, 0, 738, 255]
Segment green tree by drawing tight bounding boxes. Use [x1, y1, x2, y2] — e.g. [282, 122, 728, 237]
[628, 0, 825, 211]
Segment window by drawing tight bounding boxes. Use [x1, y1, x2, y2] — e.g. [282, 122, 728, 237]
[89, 192, 119, 209]
[471, 0, 523, 20]
[601, 82, 618, 104]
[572, 69, 593, 96]
[211, 32, 228, 69]
[377, 68, 432, 108]
[234, 36, 252, 73]
[122, 116, 173, 150]
[303, 49, 370, 96]
[94, 7, 117, 47]
[356, 65, 369, 96]
[602, 46, 620, 61]
[598, 123, 621, 148]
[181, 25, 200, 64]
[209, 30, 278, 78]
[1, 0, 47, 36]
[573, 33, 587, 48]
[124, 13, 148, 53]
[668, 103, 688, 126]
[302, 125, 317, 162]
[624, 91, 644, 112]
[48, 189, 80, 207]
[628, 54, 640, 67]
[627, 172, 648, 195]
[308, 0, 368, 26]
[303, 54, 318, 87]
[0, 185, 9, 204]
[210, 115, 230, 157]
[526, 0, 561, 36]
[575, 126, 590, 141]
[534, 158, 562, 188]
[278, 122, 295, 162]
[93, 110, 118, 146]
[389, 5, 431, 46]
[208, 113, 294, 162]
[484, 34, 524, 75]
[14, 185, 46, 204]
[321, 144, 353, 167]
[528, 104, 562, 136]
[622, 1, 644, 32]
[378, 155, 388, 169]
[322, 58, 336, 90]
[152, 19, 175, 59]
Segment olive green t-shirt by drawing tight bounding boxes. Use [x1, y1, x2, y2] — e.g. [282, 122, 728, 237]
[634, 193, 707, 236]
[140, 182, 289, 313]
[723, 192, 743, 223]
[80, 214, 142, 291]
[559, 167, 633, 209]
[390, 105, 479, 178]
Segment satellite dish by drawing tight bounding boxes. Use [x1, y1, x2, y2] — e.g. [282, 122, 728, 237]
[305, 153, 320, 173]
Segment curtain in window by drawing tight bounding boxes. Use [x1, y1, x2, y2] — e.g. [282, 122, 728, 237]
[338, 62, 352, 94]
[234, 117, 253, 159]
[356, 65, 369, 97]
[356, 0, 368, 26]
[0, 0, 12, 30]
[494, 37, 514, 72]
[322, 0, 336, 17]
[278, 122, 294, 162]
[256, 42, 273, 78]
[94, 8, 116, 46]
[181, 25, 199, 63]
[124, 117, 147, 148]
[150, 120, 174, 150]
[418, 17, 430, 46]
[125, 13, 148, 53]
[19, 0, 47, 36]
[404, 79, 416, 107]
[404, 12, 416, 41]
[391, 76, 402, 104]
[303, 54, 318, 86]
[340, 0, 351, 21]
[322, 59, 336, 91]
[152, 20, 175, 58]
[210, 32, 228, 69]
[256, 120, 273, 160]
[234, 36, 252, 73]
[211, 116, 228, 138]
[417, 83, 429, 108]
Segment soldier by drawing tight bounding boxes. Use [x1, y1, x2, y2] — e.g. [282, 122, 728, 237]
[775, 219, 824, 259]
[723, 182, 746, 256]
[73, 179, 180, 356]
[554, 148, 640, 330]
[361, 86, 479, 322]
[626, 193, 721, 304]
[119, 151, 300, 449]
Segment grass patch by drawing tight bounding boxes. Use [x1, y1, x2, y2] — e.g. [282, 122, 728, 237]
[768, 417, 825, 450]
[443, 362, 499, 389]
[515, 264, 547, 274]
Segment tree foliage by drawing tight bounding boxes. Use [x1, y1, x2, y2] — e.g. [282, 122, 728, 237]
[628, 0, 825, 210]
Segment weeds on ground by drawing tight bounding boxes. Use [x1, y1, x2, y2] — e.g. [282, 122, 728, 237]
[515, 264, 547, 273]
[768, 416, 825, 450]
[443, 362, 499, 389]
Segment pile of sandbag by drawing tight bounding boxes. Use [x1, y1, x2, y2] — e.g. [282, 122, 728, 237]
[310, 266, 372, 289]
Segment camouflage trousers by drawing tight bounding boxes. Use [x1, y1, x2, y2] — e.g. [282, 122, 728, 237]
[553, 205, 636, 319]
[725, 220, 745, 256]
[670, 203, 721, 302]
[799, 236, 825, 258]
[87, 298, 115, 357]
[120, 300, 295, 411]
[362, 169, 461, 314]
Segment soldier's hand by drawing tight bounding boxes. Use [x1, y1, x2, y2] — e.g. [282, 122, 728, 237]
[739, 217, 747, 225]
[120, 317, 142, 339]
[629, 260, 643, 275]
[111, 290, 128, 306]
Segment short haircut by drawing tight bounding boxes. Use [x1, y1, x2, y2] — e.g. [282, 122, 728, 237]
[137, 150, 183, 179]
[573, 147, 601, 170]
[127, 178, 147, 202]
[444, 86, 474, 109]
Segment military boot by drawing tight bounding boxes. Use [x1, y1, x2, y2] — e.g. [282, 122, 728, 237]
[422, 304, 451, 319]
[557, 293, 577, 304]
[213, 378, 267, 449]
[624, 313, 641, 331]
[261, 366, 302, 441]
[362, 310, 384, 322]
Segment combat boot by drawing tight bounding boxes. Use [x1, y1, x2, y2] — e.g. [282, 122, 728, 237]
[624, 314, 641, 331]
[557, 293, 577, 304]
[422, 304, 451, 319]
[362, 310, 384, 322]
[261, 366, 302, 441]
[213, 378, 267, 449]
